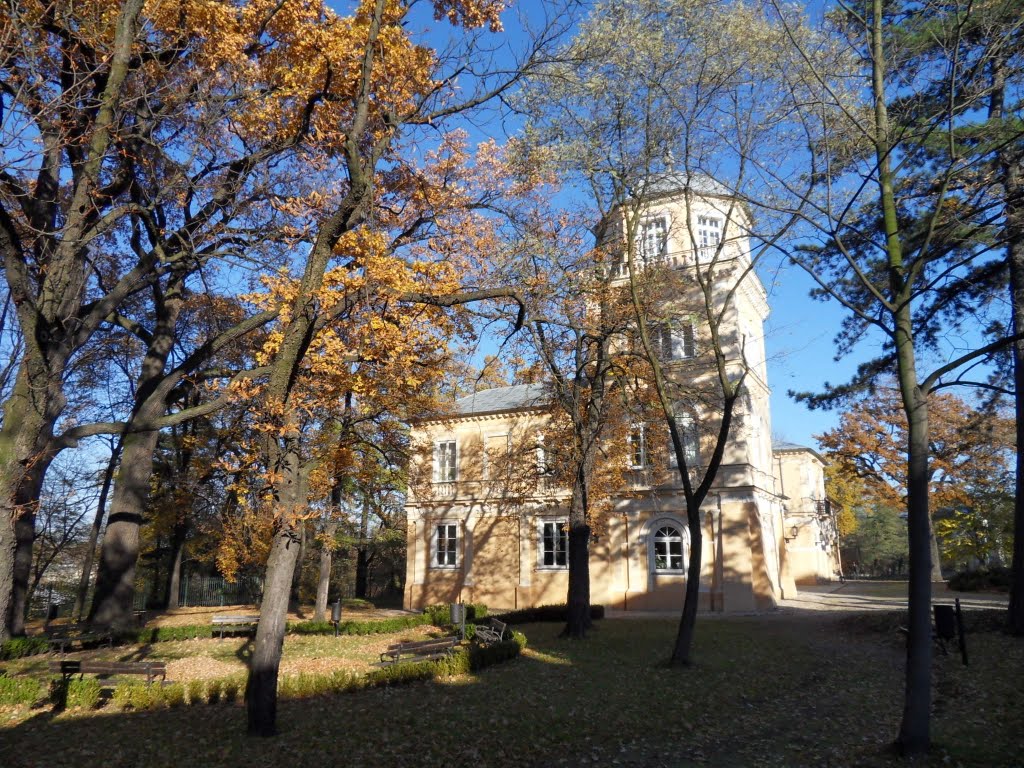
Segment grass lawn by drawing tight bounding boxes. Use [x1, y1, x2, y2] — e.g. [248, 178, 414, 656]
[1, 612, 1021, 767]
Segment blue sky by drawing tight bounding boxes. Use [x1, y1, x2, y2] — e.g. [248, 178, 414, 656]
[324, 0, 857, 449]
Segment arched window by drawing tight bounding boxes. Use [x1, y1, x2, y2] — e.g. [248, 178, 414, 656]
[653, 523, 685, 572]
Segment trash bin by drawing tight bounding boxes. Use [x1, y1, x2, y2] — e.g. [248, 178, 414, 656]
[449, 603, 465, 638]
[331, 600, 342, 636]
[46, 603, 59, 622]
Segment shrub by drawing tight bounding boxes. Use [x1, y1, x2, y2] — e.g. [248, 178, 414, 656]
[422, 603, 488, 628]
[206, 678, 222, 704]
[112, 681, 157, 710]
[163, 683, 186, 708]
[0, 636, 50, 660]
[0, 674, 44, 706]
[65, 678, 102, 710]
[494, 604, 604, 625]
[948, 567, 1011, 592]
[125, 624, 214, 644]
[221, 675, 243, 703]
[186, 679, 205, 705]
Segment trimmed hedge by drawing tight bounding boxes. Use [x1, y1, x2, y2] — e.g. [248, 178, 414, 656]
[288, 614, 433, 636]
[0, 673, 45, 706]
[422, 603, 488, 627]
[119, 612, 439, 645]
[2, 604, 471, 660]
[31, 630, 528, 713]
[0, 636, 51, 660]
[494, 604, 605, 625]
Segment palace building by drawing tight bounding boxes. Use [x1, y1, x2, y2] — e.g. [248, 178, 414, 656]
[403, 175, 838, 613]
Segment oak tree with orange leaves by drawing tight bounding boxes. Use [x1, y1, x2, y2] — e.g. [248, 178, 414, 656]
[818, 386, 1014, 575]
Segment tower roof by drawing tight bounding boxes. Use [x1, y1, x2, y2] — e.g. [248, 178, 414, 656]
[642, 172, 733, 200]
[453, 383, 549, 416]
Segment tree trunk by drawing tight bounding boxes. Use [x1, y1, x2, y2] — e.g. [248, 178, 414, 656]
[314, 521, 338, 622]
[928, 521, 943, 582]
[1008, 219, 1024, 635]
[73, 437, 122, 621]
[89, 427, 161, 628]
[89, 283, 183, 629]
[289, 519, 307, 610]
[165, 520, 187, 610]
[247, 432, 304, 736]
[355, 495, 370, 599]
[997, 85, 1024, 635]
[896, 375, 933, 755]
[0, 367, 61, 639]
[563, 456, 594, 639]
[671, 503, 704, 665]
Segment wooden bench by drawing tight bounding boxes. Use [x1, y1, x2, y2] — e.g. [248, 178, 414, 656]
[44, 624, 114, 654]
[472, 618, 508, 646]
[49, 659, 168, 685]
[211, 614, 260, 640]
[379, 635, 460, 665]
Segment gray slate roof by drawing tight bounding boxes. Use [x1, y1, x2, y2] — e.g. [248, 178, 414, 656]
[454, 383, 549, 416]
[644, 172, 733, 199]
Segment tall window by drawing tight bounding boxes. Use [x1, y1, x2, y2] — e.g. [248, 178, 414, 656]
[653, 523, 685, 572]
[433, 440, 457, 482]
[434, 523, 458, 567]
[536, 435, 553, 477]
[668, 413, 700, 467]
[650, 321, 696, 361]
[639, 217, 668, 262]
[540, 520, 568, 568]
[697, 216, 721, 249]
[628, 425, 647, 468]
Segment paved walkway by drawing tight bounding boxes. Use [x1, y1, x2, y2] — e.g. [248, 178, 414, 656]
[780, 580, 1008, 613]
[605, 581, 1009, 619]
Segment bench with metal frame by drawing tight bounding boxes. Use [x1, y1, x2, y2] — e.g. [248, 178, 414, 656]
[472, 618, 508, 646]
[44, 624, 114, 655]
[379, 635, 460, 665]
[211, 614, 260, 640]
[48, 659, 168, 686]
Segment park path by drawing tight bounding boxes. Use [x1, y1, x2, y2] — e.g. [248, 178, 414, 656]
[605, 580, 1008, 620]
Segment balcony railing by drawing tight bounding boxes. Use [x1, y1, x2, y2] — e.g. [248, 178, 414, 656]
[425, 477, 568, 501]
[607, 245, 730, 279]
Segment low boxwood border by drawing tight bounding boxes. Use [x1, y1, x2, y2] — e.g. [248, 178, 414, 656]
[20, 631, 527, 714]
[3, 604, 491, 660]
[493, 604, 605, 625]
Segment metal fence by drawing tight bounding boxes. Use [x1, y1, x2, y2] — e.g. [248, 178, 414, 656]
[178, 573, 263, 607]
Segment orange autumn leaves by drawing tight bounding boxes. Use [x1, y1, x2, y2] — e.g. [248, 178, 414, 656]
[818, 386, 1014, 517]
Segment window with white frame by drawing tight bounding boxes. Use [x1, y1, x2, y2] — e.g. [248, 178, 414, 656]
[650, 320, 696, 361]
[628, 424, 647, 468]
[536, 435, 553, 476]
[433, 440, 457, 483]
[639, 217, 668, 262]
[539, 520, 568, 568]
[697, 215, 722, 249]
[652, 522, 685, 572]
[433, 522, 459, 567]
[668, 412, 700, 467]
